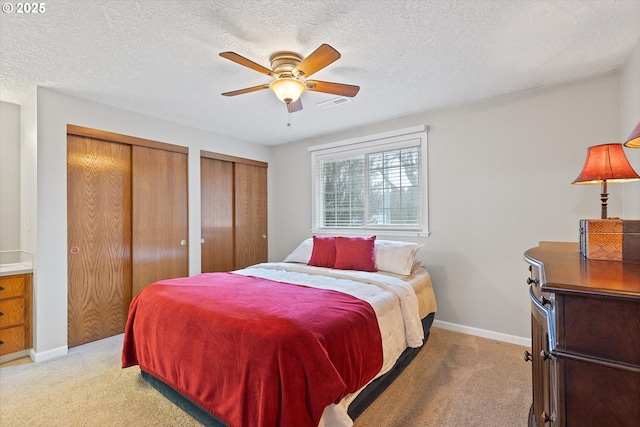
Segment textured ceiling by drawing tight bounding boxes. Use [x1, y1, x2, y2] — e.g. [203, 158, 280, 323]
[1, 0, 639, 146]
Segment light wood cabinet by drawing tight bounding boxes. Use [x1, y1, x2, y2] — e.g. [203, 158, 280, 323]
[201, 151, 268, 272]
[0, 273, 32, 356]
[524, 242, 640, 427]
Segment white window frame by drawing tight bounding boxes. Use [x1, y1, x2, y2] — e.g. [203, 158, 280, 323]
[309, 125, 429, 237]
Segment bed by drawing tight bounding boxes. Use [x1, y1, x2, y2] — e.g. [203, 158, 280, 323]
[122, 237, 437, 427]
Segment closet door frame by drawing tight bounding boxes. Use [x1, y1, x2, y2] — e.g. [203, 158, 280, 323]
[200, 150, 268, 271]
[66, 125, 188, 347]
[68, 125, 189, 154]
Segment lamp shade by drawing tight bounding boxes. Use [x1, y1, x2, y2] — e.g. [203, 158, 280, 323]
[572, 143, 640, 185]
[623, 121, 640, 148]
[269, 77, 306, 104]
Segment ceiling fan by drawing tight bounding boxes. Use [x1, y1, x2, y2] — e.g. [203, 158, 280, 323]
[219, 44, 360, 113]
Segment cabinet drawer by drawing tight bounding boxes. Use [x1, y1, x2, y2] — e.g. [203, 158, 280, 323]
[0, 325, 25, 356]
[527, 263, 552, 305]
[0, 275, 26, 299]
[0, 298, 25, 328]
[558, 293, 640, 366]
[561, 357, 640, 427]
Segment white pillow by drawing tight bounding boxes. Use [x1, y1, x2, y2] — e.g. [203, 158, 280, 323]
[283, 238, 313, 263]
[374, 240, 424, 275]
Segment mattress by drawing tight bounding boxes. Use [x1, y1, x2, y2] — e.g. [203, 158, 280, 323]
[124, 262, 438, 427]
[233, 262, 438, 426]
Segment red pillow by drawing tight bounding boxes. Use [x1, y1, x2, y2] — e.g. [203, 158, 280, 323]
[334, 236, 377, 272]
[308, 236, 336, 267]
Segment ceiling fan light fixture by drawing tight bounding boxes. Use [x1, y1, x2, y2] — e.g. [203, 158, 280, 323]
[269, 77, 306, 104]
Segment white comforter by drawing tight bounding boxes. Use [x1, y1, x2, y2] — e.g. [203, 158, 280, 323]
[233, 262, 425, 427]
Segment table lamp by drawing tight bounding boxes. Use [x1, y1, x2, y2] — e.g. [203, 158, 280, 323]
[572, 143, 640, 219]
[623, 121, 640, 148]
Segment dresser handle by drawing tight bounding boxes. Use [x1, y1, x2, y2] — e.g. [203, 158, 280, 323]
[526, 277, 538, 286]
[539, 296, 552, 306]
[542, 411, 553, 423]
[524, 350, 533, 362]
[540, 350, 553, 361]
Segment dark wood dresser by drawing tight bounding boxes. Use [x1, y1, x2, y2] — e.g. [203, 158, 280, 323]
[524, 242, 640, 427]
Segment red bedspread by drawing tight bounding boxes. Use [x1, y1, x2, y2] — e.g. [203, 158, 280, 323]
[122, 272, 383, 427]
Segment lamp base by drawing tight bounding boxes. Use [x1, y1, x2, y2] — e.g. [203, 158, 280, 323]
[579, 219, 640, 262]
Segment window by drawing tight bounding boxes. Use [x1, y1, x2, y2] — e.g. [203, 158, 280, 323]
[309, 125, 429, 236]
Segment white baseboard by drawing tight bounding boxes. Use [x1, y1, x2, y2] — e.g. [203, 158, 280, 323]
[432, 319, 532, 348]
[0, 349, 31, 364]
[31, 345, 68, 363]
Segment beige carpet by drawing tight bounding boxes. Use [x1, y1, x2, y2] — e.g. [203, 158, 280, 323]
[0, 327, 531, 427]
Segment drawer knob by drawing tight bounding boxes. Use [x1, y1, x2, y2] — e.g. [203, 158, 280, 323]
[0, 311, 4, 316]
[0, 286, 4, 291]
[524, 350, 533, 362]
[540, 350, 553, 361]
[0, 340, 3, 345]
[542, 411, 552, 423]
[526, 277, 538, 286]
[539, 296, 552, 306]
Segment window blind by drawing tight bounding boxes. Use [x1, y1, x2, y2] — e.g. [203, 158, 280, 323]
[310, 126, 429, 235]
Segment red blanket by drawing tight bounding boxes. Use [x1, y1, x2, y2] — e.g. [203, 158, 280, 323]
[122, 272, 383, 427]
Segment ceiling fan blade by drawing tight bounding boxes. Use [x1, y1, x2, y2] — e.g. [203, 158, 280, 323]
[221, 84, 270, 97]
[219, 52, 277, 77]
[287, 98, 303, 113]
[293, 44, 341, 78]
[305, 80, 360, 97]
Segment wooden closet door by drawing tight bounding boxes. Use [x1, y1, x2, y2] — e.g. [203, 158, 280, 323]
[234, 162, 268, 269]
[67, 135, 132, 348]
[132, 146, 188, 296]
[201, 157, 234, 272]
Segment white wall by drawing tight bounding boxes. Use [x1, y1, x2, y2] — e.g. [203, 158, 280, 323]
[621, 39, 640, 217]
[0, 102, 21, 256]
[29, 88, 270, 360]
[270, 74, 623, 343]
[21, 59, 638, 358]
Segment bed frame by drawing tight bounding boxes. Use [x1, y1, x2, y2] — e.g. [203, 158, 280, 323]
[141, 312, 435, 426]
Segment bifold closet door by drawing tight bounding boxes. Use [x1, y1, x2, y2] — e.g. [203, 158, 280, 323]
[132, 146, 189, 296]
[234, 162, 268, 269]
[200, 157, 234, 272]
[67, 135, 132, 348]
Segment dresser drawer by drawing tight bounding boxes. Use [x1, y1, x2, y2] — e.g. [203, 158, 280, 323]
[0, 298, 25, 328]
[0, 325, 25, 356]
[0, 275, 26, 299]
[527, 263, 552, 303]
[557, 293, 640, 366]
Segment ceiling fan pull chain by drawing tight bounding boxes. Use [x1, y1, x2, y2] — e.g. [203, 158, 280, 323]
[287, 110, 292, 128]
